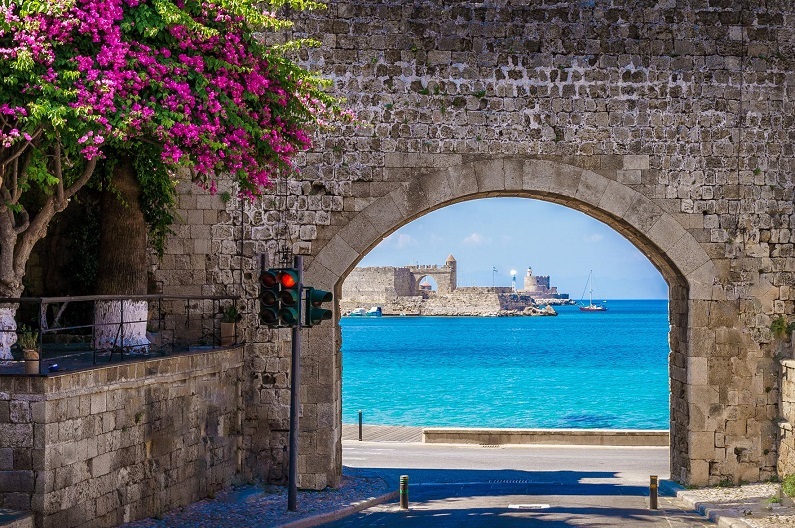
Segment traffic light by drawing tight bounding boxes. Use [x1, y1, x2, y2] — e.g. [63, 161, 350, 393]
[260, 268, 281, 326]
[304, 287, 333, 327]
[259, 267, 301, 327]
[278, 268, 301, 326]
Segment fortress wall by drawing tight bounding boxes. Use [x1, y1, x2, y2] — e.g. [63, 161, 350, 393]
[341, 287, 537, 316]
[394, 268, 416, 296]
[144, 0, 795, 488]
[340, 267, 399, 301]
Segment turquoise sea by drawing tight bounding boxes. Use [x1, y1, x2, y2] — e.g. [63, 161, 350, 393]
[341, 299, 670, 430]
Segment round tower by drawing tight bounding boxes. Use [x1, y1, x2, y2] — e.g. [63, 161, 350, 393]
[523, 266, 534, 292]
[445, 254, 457, 292]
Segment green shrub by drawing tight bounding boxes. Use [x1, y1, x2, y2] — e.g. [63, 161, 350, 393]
[782, 474, 795, 497]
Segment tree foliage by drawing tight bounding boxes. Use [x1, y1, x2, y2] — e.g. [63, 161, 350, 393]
[0, 0, 350, 296]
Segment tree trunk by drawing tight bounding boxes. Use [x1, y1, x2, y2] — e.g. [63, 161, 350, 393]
[93, 158, 150, 351]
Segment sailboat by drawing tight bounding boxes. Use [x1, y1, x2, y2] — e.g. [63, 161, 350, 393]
[579, 270, 608, 312]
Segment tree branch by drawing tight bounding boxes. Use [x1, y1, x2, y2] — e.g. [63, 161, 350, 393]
[12, 209, 28, 235]
[54, 143, 64, 208]
[62, 157, 96, 203]
[0, 127, 43, 178]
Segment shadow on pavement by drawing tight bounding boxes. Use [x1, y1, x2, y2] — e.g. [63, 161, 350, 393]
[344, 466, 682, 498]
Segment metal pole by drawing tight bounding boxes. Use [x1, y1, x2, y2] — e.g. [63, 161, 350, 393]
[649, 475, 658, 510]
[399, 475, 409, 509]
[358, 410, 363, 441]
[287, 255, 303, 512]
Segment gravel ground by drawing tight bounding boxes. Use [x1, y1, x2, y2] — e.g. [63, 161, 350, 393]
[678, 482, 795, 528]
[121, 475, 391, 528]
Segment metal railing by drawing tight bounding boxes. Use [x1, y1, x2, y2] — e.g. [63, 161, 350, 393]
[0, 294, 242, 376]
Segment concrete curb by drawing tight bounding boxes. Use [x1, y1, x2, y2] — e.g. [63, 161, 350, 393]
[422, 427, 670, 446]
[275, 490, 399, 528]
[676, 492, 755, 528]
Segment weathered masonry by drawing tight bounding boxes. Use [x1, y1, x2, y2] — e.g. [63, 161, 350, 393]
[146, 0, 794, 493]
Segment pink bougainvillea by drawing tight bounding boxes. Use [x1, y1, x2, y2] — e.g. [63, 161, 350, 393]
[0, 0, 347, 198]
[0, 0, 349, 302]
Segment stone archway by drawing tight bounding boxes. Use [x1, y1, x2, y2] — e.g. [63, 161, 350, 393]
[305, 156, 735, 488]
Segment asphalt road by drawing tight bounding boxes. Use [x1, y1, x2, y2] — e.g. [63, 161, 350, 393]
[325, 441, 715, 527]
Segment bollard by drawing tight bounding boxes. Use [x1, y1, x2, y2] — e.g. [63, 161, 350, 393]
[399, 475, 409, 509]
[649, 475, 658, 510]
[358, 410, 363, 441]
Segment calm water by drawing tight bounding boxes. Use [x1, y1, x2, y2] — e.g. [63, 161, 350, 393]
[341, 300, 670, 429]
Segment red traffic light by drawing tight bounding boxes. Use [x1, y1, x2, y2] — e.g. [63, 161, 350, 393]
[278, 270, 298, 288]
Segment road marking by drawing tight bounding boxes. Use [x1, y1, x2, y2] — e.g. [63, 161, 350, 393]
[508, 504, 550, 510]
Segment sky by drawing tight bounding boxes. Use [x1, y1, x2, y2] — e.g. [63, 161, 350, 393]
[357, 197, 668, 300]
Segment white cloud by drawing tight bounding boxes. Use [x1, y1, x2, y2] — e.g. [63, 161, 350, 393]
[462, 232, 489, 246]
[395, 233, 417, 248]
[584, 233, 604, 243]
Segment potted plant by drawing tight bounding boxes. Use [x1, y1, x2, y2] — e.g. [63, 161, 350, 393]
[18, 325, 39, 374]
[220, 306, 241, 346]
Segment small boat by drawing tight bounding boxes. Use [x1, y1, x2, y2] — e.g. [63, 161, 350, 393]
[348, 308, 366, 317]
[579, 271, 608, 312]
[365, 306, 382, 317]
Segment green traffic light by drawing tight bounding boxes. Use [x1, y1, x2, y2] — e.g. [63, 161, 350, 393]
[304, 287, 333, 327]
[308, 288, 333, 305]
[279, 306, 301, 326]
[280, 289, 300, 307]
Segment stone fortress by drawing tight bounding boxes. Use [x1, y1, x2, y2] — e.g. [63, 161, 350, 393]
[341, 255, 569, 316]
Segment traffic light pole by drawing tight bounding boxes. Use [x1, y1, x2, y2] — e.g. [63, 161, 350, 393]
[287, 255, 302, 512]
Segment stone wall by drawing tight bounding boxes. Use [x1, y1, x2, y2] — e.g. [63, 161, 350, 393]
[341, 262, 457, 304]
[778, 357, 795, 478]
[147, 0, 795, 488]
[0, 348, 243, 528]
[341, 286, 538, 316]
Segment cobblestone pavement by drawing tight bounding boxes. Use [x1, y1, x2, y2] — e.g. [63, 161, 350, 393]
[120, 476, 391, 528]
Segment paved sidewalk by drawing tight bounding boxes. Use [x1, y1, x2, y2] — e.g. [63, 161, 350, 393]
[678, 483, 795, 527]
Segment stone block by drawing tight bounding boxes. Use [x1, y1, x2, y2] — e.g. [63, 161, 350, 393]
[522, 159, 554, 193]
[622, 154, 650, 170]
[616, 169, 642, 184]
[0, 471, 34, 492]
[687, 357, 708, 385]
[646, 214, 687, 252]
[0, 424, 33, 448]
[0, 448, 12, 470]
[362, 195, 405, 241]
[503, 158, 524, 191]
[598, 180, 638, 218]
[474, 158, 505, 193]
[548, 163, 582, 197]
[575, 170, 609, 206]
[90, 393, 106, 415]
[667, 233, 711, 276]
[689, 431, 717, 460]
[9, 401, 29, 424]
